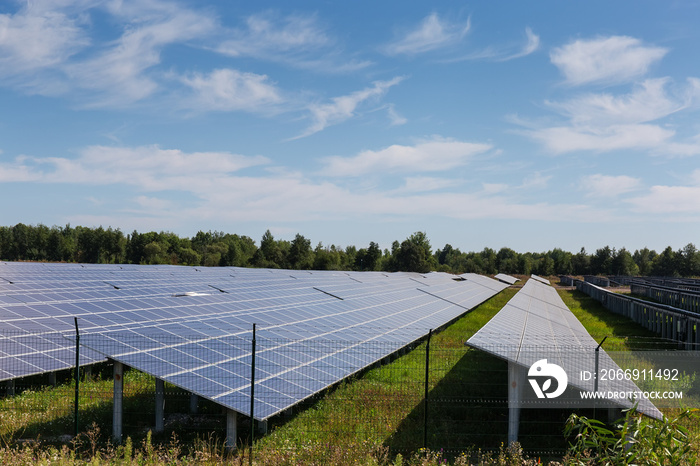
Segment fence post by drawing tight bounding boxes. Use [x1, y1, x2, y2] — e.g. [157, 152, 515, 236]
[74, 317, 80, 437]
[249, 323, 256, 466]
[423, 329, 432, 450]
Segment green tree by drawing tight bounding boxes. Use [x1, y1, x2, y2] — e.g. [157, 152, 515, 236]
[549, 248, 573, 275]
[252, 230, 286, 268]
[651, 246, 679, 277]
[479, 247, 498, 275]
[496, 247, 519, 274]
[288, 233, 313, 269]
[572, 247, 590, 275]
[633, 247, 655, 276]
[679, 243, 700, 277]
[591, 246, 614, 275]
[612, 248, 638, 276]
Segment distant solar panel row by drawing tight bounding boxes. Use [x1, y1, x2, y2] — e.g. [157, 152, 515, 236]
[467, 278, 663, 419]
[1, 262, 508, 420]
[494, 273, 519, 285]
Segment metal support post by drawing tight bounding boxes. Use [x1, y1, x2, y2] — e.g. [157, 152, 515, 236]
[190, 392, 199, 414]
[74, 318, 80, 437]
[423, 329, 432, 449]
[113, 361, 124, 443]
[226, 409, 238, 451]
[155, 378, 165, 432]
[507, 362, 525, 445]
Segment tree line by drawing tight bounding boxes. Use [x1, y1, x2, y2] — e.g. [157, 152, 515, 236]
[1, 223, 699, 277]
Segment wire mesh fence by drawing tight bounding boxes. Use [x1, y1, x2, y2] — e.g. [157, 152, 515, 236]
[1, 329, 699, 460]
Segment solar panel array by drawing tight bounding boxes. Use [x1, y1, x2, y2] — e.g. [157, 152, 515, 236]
[467, 278, 663, 419]
[0, 262, 508, 420]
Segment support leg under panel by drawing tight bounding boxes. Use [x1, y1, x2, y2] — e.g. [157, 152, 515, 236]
[508, 362, 525, 445]
[113, 361, 124, 443]
[225, 409, 237, 451]
[155, 378, 165, 433]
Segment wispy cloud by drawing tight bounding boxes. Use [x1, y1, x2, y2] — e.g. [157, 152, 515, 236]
[319, 136, 492, 176]
[216, 12, 370, 72]
[550, 35, 667, 86]
[386, 104, 408, 126]
[0, 141, 603, 228]
[0, 145, 270, 189]
[0, 2, 90, 90]
[396, 176, 461, 193]
[547, 78, 694, 125]
[524, 76, 700, 154]
[496, 27, 540, 61]
[0, 0, 219, 105]
[529, 124, 675, 154]
[444, 27, 539, 62]
[180, 68, 283, 113]
[580, 174, 642, 198]
[65, 2, 217, 106]
[627, 184, 700, 214]
[293, 77, 404, 139]
[383, 13, 470, 55]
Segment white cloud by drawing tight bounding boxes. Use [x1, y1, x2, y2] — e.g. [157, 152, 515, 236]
[218, 12, 328, 57]
[397, 176, 461, 193]
[580, 174, 642, 198]
[216, 12, 370, 73]
[550, 36, 667, 86]
[523, 77, 700, 154]
[180, 69, 283, 112]
[548, 78, 693, 126]
[0, 145, 269, 189]
[383, 13, 470, 55]
[0, 1, 218, 104]
[386, 104, 408, 126]
[519, 172, 551, 190]
[0, 2, 89, 84]
[2, 141, 608, 228]
[444, 27, 539, 63]
[498, 27, 540, 61]
[65, 4, 216, 106]
[319, 137, 492, 176]
[625, 169, 700, 214]
[664, 138, 700, 157]
[0, 155, 43, 182]
[627, 185, 700, 214]
[294, 77, 404, 139]
[481, 183, 508, 194]
[529, 124, 675, 154]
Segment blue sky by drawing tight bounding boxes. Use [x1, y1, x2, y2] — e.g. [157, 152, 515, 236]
[1, 1, 700, 254]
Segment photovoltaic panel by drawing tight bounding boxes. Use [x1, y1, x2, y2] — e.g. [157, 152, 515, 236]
[494, 273, 519, 285]
[530, 274, 550, 285]
[69, 269, 506, 420]
[467, 278, 663, 419]
[1, 261, 508, 422]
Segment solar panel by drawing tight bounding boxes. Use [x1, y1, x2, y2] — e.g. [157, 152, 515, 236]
[494, 273, 519, 285]
[68, 269, 507, 420]
[1, 262, 508, 424]
[530, 274, 550, 285]
[467, 278, 663, 419]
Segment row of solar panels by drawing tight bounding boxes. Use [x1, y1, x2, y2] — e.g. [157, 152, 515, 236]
[0, 262, 509, 419]
[467, 278, 663, 419]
